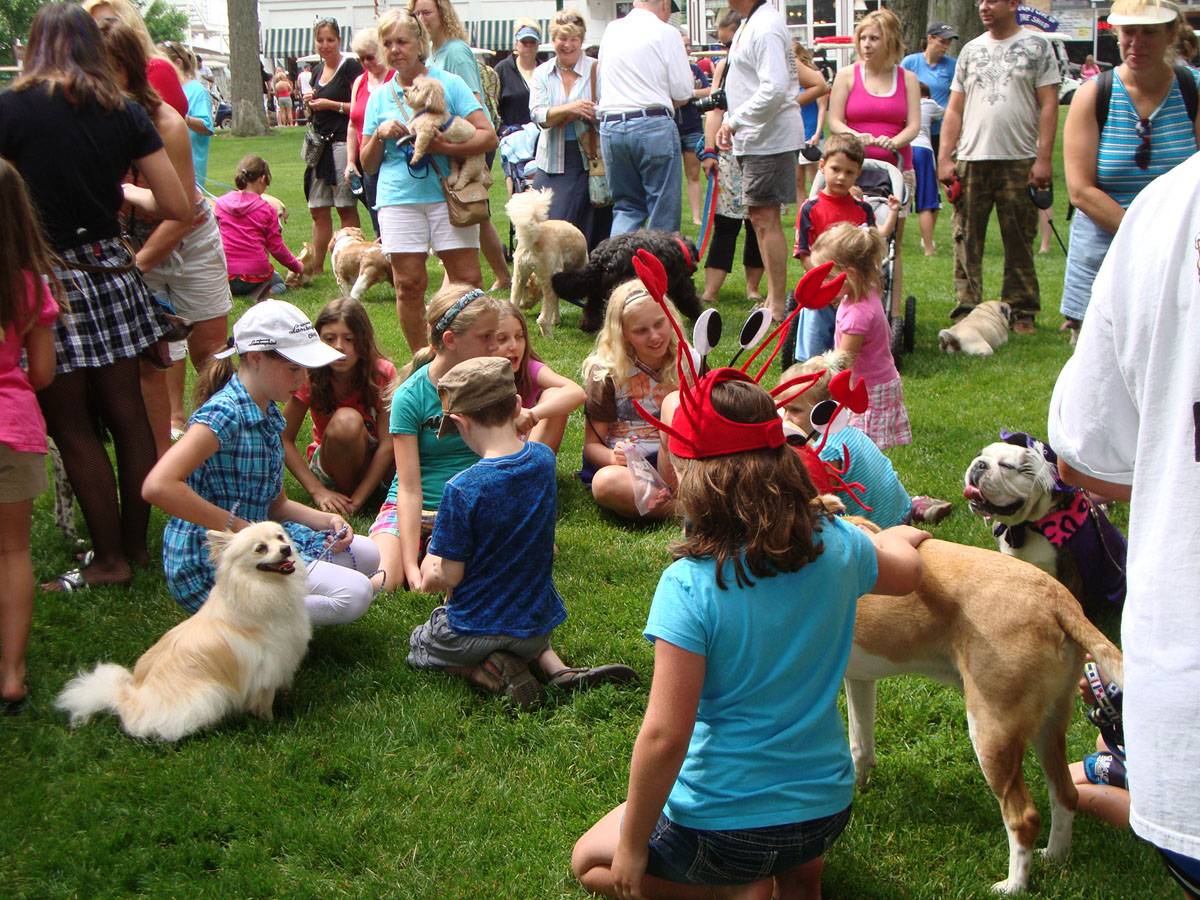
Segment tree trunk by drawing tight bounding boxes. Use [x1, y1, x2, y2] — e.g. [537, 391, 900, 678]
[930, 0, 985, 49]
[227, 0, 268, 136]
[889, 0, 931, 60]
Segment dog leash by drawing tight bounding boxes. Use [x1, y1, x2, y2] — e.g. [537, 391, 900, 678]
[306, 525, 387, 594]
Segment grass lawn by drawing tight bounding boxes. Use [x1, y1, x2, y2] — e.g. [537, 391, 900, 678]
[5, 117, 1168, 898]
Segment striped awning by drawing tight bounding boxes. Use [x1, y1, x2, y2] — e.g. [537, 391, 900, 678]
[263, 24, 352, 61]
[465, 18, 551, 51]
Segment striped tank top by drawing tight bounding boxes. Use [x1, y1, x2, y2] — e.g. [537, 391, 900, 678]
[1096, 70, 1199, 208]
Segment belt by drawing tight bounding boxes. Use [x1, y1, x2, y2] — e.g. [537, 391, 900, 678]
[601, 107, 671, 124]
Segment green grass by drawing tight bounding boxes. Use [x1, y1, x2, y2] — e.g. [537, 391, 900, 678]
[4, 119, 1168, 898]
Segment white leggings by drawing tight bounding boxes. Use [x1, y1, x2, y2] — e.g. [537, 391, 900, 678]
[304, 535, 381, 627]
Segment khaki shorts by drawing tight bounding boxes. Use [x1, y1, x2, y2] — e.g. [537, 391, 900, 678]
[738, 150, 799, 207]
[408, 605, 553, 669]
[307, 141, 357, 209]
[0, 444, 47, 503]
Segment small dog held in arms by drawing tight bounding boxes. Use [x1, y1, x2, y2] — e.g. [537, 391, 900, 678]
[328, 227, 392, 301]
[842, 510, 1124, 893]
[506, 188, 589, 337]
[55, 523, 312, 742]
[405, 75, 489, 190]
[938, 300, 1011, 356]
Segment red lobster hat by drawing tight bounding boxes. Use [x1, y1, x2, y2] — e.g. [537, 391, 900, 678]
[630, 251, 846, 460]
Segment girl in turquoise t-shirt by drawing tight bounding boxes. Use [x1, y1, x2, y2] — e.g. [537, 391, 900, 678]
[573, 376, 928, 899]
[369, 284, 502, 591]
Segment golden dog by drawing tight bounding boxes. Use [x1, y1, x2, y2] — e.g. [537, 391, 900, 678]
[329, 226, 392, 301]
[506, 188, 588, 337]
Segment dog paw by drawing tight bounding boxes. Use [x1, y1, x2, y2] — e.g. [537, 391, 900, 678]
[990, 878, 1027, 895]
[1037, 846, 1069, 864]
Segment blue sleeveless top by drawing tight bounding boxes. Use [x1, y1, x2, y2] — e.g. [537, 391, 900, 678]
[1096, 70, 1199, 208]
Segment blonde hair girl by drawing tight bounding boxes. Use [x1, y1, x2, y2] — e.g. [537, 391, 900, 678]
[811, 223, 911, 449]
[580, 280, 683, 521]
[370, 285, 503, 591]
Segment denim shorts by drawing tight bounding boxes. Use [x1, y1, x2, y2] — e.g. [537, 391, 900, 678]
[645, 806, 851, 886]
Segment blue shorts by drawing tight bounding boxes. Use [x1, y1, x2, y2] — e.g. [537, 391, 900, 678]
[680, 131, 705, 156]
[1160, 846, 1200, 897]
[644, 806, 851, 886]
[911, 145, 940, 213]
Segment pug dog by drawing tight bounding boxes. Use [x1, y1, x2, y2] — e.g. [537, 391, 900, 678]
[964, 432, 1127, 619]
[938, 301, 1011, 356]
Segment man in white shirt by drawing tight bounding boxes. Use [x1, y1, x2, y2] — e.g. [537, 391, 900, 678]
[598, 0, 694, 236]
[715, 0, 802, 321]
[937, 0, 1059, 334]
[1048, 151, 1200, 897]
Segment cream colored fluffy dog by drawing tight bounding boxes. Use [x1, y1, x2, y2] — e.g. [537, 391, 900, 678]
[329, 226, 393, 301]
[56, 523, 312, 742]
[938, 300, 1011, 356]
[506, 188, 589, 337]
[406, 75, 489, 190]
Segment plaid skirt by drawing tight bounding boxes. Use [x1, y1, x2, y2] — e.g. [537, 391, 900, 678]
[52, 238, 168, 374]
[847, 377, 912, 451]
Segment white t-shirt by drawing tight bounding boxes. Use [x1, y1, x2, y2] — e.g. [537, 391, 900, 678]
[723, 1, 802, 155]
[1048, 150, 1200, 861]
[950, 29, 1059, 161]
[297, 69, 313, 96]
[912, 97, 943, 152]
[597, 8, 693, 115]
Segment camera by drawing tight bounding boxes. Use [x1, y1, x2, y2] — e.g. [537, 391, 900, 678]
[695, 88, 727, 114]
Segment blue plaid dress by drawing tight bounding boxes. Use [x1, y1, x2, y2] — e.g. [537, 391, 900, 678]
[162, 374, 328, 612]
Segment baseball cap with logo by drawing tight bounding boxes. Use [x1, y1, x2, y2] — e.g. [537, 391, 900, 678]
[927, 22, 958, 39]
[213, 300, 344, 368]
[436, 357, 519, 438]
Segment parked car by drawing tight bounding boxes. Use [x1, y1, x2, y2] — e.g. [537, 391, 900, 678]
[215, 100, 232, 128]
[1040, 33, 1084, 104]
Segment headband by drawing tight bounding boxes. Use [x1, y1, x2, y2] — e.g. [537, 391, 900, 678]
[432, 288, 485, 339]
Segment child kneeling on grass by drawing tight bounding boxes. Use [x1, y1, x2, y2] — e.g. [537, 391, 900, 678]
[411, 357, 637, 708]
[572, 368, 928, 899]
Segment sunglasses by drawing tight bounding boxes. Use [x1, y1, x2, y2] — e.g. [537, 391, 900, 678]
[358, 54, 375, 63]
[1135, 117, 1151, 170]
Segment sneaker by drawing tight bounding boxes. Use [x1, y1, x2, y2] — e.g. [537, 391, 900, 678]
[910, 495, 953, 524]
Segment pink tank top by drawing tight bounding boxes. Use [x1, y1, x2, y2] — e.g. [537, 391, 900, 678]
[350, 69, 395, 136]
[844, 64, 912, 171]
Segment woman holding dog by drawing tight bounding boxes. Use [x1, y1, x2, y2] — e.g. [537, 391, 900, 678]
[345, 28, 395, 239]
[1060, 0, 1199, 338]
[409, 0, 513, 293]
[827, 8, 920, 319]
[529, 10, 608, 250]
[360, 9, 497, 352]
[0, 3, 191, 592]
[303, 17, 364, 275]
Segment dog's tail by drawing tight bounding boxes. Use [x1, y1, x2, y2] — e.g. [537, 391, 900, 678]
[55, 663, 133, 727]
[505, 188, 552, 231]
[1055, 598, 1124, 688]
[937, 328, 960, 353]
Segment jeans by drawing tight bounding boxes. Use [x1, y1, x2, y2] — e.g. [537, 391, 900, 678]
[600, 115, 682, 236]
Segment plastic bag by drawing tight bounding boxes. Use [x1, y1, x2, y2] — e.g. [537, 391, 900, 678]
[624, 442, 671, 516]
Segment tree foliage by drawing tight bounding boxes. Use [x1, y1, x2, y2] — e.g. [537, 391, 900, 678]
[140, 0, 188, 44]
[1, 0, 185, 68]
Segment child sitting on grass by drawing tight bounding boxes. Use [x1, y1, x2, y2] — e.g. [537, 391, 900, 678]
[780, 352, 951, 525]
[811, 223, 911, 450]
[792, 134, 900, 360]
[494, 302, 585, 454]
[412, 357, 636, 708]
[283, 298, 397, 517]
[213, 155, 303, 298]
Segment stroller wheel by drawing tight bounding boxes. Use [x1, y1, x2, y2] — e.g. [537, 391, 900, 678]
[903, 295, 917, 353]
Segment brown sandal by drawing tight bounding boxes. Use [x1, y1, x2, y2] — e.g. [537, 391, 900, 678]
[480, 651, 543, 710]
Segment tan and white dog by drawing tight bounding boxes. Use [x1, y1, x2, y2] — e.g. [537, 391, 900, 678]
[328, 226, 392, 301]
[406, 75, 490, 191]
[56, 523, 312, 742]
[938, 301, 1011, 356]
[845, 531, 1123, 893]
[285, 241, 318, 289]
[506, 188, 589, 337]
[261, 192, 288, 227]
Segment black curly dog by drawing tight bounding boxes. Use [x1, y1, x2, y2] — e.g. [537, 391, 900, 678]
[551, 230, 703, 333]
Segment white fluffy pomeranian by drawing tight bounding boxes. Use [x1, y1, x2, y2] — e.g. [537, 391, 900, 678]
[56, 522, 312, 742]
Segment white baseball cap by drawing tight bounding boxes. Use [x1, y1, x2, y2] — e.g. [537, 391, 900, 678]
[1107, 0, 1179, 25]
[213, 300, 345, 367]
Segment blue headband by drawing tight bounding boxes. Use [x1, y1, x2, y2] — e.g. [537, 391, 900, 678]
[432, 288, 485, 338]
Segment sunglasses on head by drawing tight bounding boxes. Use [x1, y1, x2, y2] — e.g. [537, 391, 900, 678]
[1135, 117, 1151, 170]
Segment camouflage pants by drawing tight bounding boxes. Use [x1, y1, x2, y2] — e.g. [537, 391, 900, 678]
[952, 159, 1040, 318]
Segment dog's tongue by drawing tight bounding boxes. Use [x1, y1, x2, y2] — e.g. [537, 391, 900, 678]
[963, 484, 985, 502]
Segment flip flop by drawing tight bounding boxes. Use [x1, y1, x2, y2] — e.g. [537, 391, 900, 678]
[481, 651, 543, 710]
[541, 664, 638, 692]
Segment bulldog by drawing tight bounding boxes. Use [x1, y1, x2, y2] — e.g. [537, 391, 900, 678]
[328, 227, 392, 302]
[963, 432, 1127, 618]
[938, 300, 1011, 356]
[845, 521, 1124, 893]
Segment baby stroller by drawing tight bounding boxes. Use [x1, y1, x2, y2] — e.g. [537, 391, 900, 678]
[499, 123, 540, 260]
[782, 153, 918, 369]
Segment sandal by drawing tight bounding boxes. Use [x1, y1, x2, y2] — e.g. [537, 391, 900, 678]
[538, 664, 638, 692]
[480, 651, 543, 710]
[44, 568, 88, 592]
